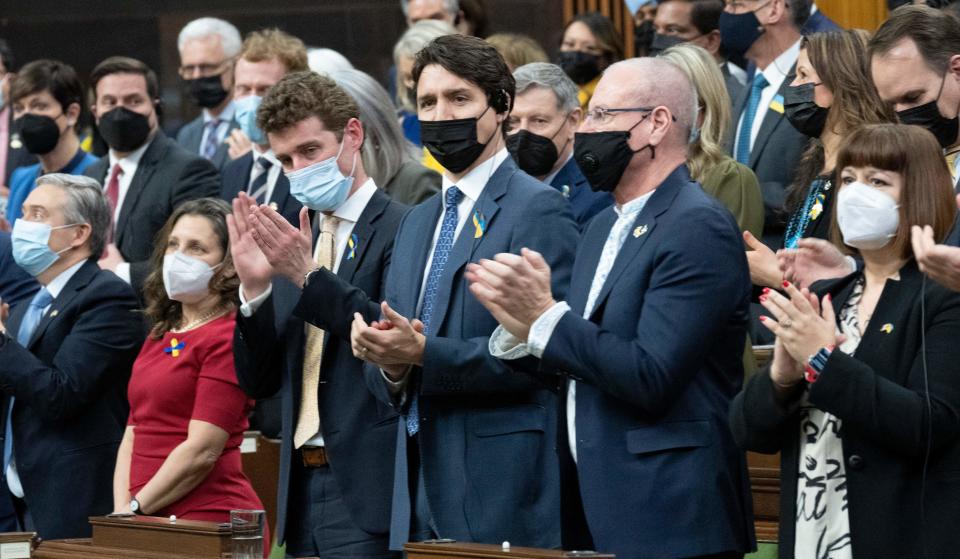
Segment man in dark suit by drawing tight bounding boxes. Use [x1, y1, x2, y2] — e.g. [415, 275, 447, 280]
[174, 18, 242, 171]
[231, 71, 405, 558]
[802, 2, 841, 34]
[220, 28, 310, 226]
[0, 174, 142, 538]
[724, 0, 810, 248]
[469, 58, 755, 559]
[83, 56, 220, 294]
[507, 62, 611, 229]
[350, 35, 578, 551]
[0, 232, 37, 311]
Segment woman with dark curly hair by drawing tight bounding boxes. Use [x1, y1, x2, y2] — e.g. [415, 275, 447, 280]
[111, 198, 266, 544]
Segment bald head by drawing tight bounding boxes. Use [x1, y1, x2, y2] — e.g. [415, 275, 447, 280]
[595, 58, 697, 148]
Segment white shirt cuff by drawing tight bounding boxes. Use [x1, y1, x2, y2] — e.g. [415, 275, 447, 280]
[381, 367, 410, 404]
[239, 283, 273, 317]
[115, 262, 131, 284]
[528, 301, 570, 358]
[489, 326, 533, 360]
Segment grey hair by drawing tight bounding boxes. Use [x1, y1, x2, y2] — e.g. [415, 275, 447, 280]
[607, 58, 698, 149]
[177, 17, 242, 58]
[399, 0, 459, 18]
[35, 173, 111, 258]
[330, 68, 419, 187]
[393, 19, 459, 111]
[513, 62, 580, 113]
[307, 48, 354, 75]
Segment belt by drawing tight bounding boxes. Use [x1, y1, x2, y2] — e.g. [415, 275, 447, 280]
[300, 446, 329, 468]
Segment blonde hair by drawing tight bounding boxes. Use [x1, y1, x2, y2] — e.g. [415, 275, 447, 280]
[486, 33, 548, 71]
[658, 43, 730, 182]
[240, 28, 309, 73]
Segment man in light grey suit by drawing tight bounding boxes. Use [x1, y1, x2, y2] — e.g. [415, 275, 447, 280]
[175, 17, 241, 171]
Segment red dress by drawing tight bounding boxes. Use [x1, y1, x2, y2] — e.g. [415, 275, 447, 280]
[127, 313, 267, 542]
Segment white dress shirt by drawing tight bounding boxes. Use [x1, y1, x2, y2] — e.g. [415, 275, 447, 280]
[106, 139, 152, 284]
[199, 102, 235, 157]
[239, 179, 379, 447]
[6, 259, 85, 498]
[489, 189, 656, 463]
[246, 146, 283, 203]
[733, 39, 802, 156]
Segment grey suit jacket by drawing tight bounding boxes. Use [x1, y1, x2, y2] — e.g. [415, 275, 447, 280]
[728, 65, 809, 247]
[175, 114, 237, 172]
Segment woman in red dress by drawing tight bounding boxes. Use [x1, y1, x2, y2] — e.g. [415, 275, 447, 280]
[112, 198, 268, 546]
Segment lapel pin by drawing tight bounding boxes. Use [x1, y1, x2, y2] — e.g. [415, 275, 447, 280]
[164, 338, 185, 358]
[268, 202, 279, 211]
[880, 323, 894, 334]
[561, 185, 571, 198]
[347, 234, 358, 260]
[633, 225, 648, 238]
[473, 210, 487, 239]
[50, 310, 59, 318]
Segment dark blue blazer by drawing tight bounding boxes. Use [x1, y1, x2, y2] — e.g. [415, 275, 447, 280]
[0, 260, 143, 539]
[175, 114, 238, 172]
[802, 7, 841, 34]
[220, 151, 301, 226]
[234, 189, 407, 544]
[540, 166, 756, 558]
[0, 232, 38, 311]
[549, 158, 612, 230]
[364, 156, 579, 550]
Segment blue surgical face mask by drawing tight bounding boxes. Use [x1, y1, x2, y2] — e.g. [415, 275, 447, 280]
[285, 140, 357, 211]
[234, 95, 266, 146]
[11, 219, 80, 276]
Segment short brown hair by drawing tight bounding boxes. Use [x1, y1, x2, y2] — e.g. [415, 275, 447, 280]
[89, 56, 159, 101]
[240, 28, 309, 74]
[11, 59, 86, 131]
[143, 198, 239, 339]
[486, 33, 548, 71]
[869, 5, 960, 75]
[413, 34, 516, 114]
[830, 124, 957, 259]
[257, 71, 359, 140]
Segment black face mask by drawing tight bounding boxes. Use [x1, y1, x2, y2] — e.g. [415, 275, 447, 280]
[784, 82, 829, 138]
[719, 8, 764, 61]
[506, 126, 566, 177]
[634, 20, 656, 56]
[648, 33, 686, 56]
[98, 106, 152, 152]
[420, 106, 498, 173]
[897, 76, 960, 149]
[16, 113, 64, 155]
[557, 51, 603, 86]
[574, 115, 653, 193]
[185, 74, 230, 109]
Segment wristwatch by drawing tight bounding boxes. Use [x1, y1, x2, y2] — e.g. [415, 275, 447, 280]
[130, 497, 144, 515]
[805, 345, 835, 383]
[303, 267, 322, 288]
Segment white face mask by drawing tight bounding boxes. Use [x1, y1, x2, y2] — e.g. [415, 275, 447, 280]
[837, 180, 900, 251]
[162, 251, 222, 303]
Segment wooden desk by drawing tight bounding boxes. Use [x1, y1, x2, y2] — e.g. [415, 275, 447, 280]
[240, 431, 280, 537]
[405, 542, 614, 558]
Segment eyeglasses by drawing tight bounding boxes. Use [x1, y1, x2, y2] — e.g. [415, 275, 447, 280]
[584, 107, 655, 125]
[178, 60, 231, 79]
[724, 0, 770, 14]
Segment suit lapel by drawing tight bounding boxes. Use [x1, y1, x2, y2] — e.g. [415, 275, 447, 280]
[403, 198, 442, 318]
[568, 211, 615, 316]
[588, 166, 688, 319]
[116, 133, 166, 244]
[336, 190, 388, 283]
[225, 152, 254, 200]
[748, 67, 796, 169]
[28, 261, 98, 348]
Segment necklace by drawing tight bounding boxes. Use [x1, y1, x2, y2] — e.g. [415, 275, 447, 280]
[172, 306, 226, 333]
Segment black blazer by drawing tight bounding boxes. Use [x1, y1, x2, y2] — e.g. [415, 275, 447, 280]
[730, 261, 960, 558]
[0, 260, 144, 539]
[729, 66, 810, 247]
[84, 131, 221, 292]
[4, 110, 36, 185]
[234, 189, 407, 544]
[220, 151, 301, 226]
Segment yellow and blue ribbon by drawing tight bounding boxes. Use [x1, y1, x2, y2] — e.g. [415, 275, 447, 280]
[472, 210, 486, 239]
[347, 234, 358, 260]
[164, 338, 185, 358]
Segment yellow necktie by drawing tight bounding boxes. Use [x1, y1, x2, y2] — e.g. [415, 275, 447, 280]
[293, 215, 339, 449]
[947, 151, 960, 183]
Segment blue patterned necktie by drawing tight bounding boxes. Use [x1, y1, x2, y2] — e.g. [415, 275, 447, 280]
[202, 119, 221, 160]
[735, 73, 770, 165]
[4, 288, 53, 474]
[407, 186, 463, 436]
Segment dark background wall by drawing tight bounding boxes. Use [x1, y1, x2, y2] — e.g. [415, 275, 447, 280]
[0, 0, 564, 134]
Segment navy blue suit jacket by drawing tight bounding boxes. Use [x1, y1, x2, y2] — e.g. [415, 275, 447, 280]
[235, 189, 407, 544]
[549, 158, 612, 230]
[0, 232, 39, 311]
[802, 7, 841, 34]
[220, 151, 301, 226]
[364, 156, 579, 550]
[540, 166, 755, 558]
[0, 260, 143, 539]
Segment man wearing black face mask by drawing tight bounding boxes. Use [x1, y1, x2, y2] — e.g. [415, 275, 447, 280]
[721, 0, 810, 250]
[83, 56, 220, 297]
[467, 57, 754, 558]
[349, 34, 577, 551]
[174, 18, 241, 171]
[5, 60, 98, 225]
[506, 62, 611, 228]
